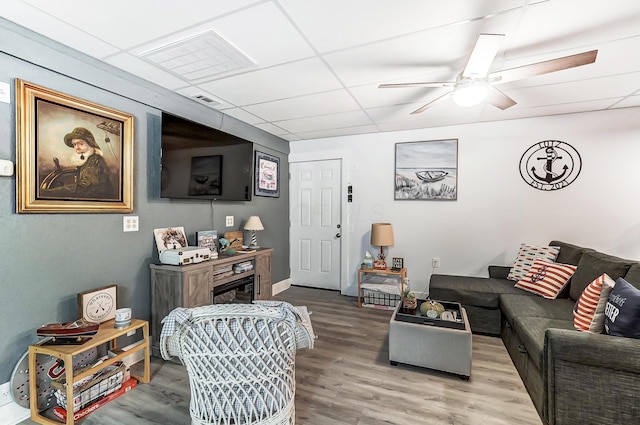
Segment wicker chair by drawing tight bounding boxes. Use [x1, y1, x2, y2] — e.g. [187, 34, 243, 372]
[160, 302, 315, 425]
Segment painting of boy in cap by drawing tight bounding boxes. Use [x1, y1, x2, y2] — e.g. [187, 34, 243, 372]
[40, 126, 117, 199]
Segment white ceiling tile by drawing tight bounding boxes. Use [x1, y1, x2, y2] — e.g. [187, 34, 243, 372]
[21, 0, 261, 49]
[275, 110, 373, 134]
[254, 122, 289, 136]
[293, 125, 381, 140]
[611, 94, 640, 109]
[198, 58, 343, 105]
[211, 2, 315, 68]
[244, 90, 361, 121]
[1, 1, 119, 57]
[279, 0, 523, 52]
[105, 53, 188, 90]
[350, 83, 451, 110]
[480, 99, 619, 122]
[174, 86, 234, 109]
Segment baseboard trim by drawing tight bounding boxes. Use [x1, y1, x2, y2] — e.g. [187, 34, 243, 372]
[272, 279, 290, 295]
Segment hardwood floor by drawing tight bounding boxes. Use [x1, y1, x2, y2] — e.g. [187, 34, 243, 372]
[21, 286, 541, 425]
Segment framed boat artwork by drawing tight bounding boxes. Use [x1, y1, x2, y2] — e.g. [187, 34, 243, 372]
[394, 139, 458, 200]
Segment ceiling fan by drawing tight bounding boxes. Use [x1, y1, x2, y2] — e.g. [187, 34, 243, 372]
[379, 33, 598, 114]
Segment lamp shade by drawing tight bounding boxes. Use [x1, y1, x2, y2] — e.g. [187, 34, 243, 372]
[370, 223, 394, 247]
[244, 216, 264, 231]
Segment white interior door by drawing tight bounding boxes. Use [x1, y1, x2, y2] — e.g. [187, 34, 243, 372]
[289, 159, 342, 290]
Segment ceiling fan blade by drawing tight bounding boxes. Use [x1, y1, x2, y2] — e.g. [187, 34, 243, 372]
[462, 33, 505, 78]
[379, 82, 454, 89]
[489, 50, 598, 85]
[411, 91, 452, 114]
[487, 86, 517, 110]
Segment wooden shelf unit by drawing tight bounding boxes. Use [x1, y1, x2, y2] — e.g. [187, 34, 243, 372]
[149, 247, 273, 357]
[29, 319, 150, 425]
[357, 267, 407, 309]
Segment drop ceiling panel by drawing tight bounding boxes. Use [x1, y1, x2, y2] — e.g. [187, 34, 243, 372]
[293, 125, 380, 140]
[275, 110, 373, 134]
[324, 11, 518, 88]
[2, 1, 119, 57]
[22, 0, 261, 49]
[198, 58, 343, 105]
[244, 90, 361, 122]
[279, 0, 525, 53]
[105, 53, 190, 90]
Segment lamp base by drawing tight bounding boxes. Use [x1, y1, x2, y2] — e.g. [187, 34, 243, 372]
[373, 259, 387, 270]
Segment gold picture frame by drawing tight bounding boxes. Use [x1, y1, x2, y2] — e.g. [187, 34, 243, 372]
[16, 79, 134, 213]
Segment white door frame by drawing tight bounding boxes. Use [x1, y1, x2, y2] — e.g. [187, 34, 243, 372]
[289, 156, 349, 294]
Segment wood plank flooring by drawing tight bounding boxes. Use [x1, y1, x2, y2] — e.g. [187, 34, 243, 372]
[20, 286, 541, 425]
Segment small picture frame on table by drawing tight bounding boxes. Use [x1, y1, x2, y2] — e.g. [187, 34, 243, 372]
[391, 257, 404, 272]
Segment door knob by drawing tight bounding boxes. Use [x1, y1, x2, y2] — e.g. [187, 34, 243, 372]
[335, 233, 342, 238]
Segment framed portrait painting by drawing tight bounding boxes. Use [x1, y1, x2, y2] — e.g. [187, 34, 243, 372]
[394, 139, 458, 200]
[16, 79, 134, 213]
[254, 151, 280, 197]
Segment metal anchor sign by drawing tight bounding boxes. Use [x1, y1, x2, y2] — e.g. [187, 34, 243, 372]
[519, 140, 582, 191]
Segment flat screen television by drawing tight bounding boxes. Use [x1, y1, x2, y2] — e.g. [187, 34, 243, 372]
[160, 112, 253, 201]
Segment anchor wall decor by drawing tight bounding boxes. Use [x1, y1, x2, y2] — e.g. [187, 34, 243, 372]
[519, 140, 582, 191]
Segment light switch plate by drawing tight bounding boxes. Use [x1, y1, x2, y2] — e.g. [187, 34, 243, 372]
[226, 216, 234, 227]
[0, 159, 13, 176]
[123, 216, 139, 232]
[0, 82, 9, 104]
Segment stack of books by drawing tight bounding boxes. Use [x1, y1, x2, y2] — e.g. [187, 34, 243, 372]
[233, 261, 253, 274]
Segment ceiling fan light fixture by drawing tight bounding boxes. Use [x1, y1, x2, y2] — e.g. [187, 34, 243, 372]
[452, 80, 489, 107]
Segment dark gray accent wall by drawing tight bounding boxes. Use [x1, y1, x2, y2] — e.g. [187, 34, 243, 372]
[0, 18, 290, 383]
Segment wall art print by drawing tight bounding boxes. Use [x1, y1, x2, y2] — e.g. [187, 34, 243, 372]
[254, 150, 280, 197]
[395, 139, 458, 200]
[16, 79, 134, 213]
[519, 140, 582, 191]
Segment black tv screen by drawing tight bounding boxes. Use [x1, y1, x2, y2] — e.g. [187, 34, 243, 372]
[160, 112, 253, 201]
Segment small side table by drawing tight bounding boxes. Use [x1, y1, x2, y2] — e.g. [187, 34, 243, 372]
[357, 267, 406, 309]
[29, 319, 150, 425]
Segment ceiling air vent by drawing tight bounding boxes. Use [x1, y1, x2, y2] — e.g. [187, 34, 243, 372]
[139, 30, 255, 81]
[193, 94, 221, 105]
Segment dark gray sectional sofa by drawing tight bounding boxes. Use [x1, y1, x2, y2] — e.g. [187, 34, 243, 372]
[429, 241, 640, 425]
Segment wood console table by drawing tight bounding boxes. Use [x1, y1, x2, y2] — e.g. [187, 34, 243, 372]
[149, 247, 273, 357]
[29, 319, 150, 425]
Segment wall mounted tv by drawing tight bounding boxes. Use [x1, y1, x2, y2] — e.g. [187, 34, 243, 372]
[160, 112, 253, 201]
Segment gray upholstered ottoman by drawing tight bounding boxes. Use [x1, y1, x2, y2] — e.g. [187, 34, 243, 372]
[389, 303, 472, 379]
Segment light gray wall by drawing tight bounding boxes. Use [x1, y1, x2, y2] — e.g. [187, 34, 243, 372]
[0, 18, 290, 383]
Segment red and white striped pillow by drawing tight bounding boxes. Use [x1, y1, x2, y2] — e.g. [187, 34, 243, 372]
[573, 273, 616, 332]
[515, 260, 577, 299]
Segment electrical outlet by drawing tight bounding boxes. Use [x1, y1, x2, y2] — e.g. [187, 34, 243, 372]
[432, 257, 440, 269]
[123, 216, 139, 232]
[225, 216, 234, 227]
[0, 381, 13, 407]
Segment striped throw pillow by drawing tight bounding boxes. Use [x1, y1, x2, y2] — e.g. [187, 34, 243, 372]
[515, 260, 577, 299]
[573, 273, 615, 332]
[507, 244, 560, 281]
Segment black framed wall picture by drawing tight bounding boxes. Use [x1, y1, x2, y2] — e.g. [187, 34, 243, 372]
[254, 151, 280, 197]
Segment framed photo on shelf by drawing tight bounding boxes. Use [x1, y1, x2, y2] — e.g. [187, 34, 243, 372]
[254, 151, 280, 197]
[196, 230, 218, 255]
[15, 79, 134, 213]
[391, 257, 404, 271]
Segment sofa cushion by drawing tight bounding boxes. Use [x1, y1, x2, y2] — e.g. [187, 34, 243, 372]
[573, 273, 616, 332]
[512, 316, 574, 370]
[570, 251, 632, 301]
[604, 277, 640, 339]
[548, 240, 594, 266]
[507, 243, 560, 281]
[623, 263, 640, 290]
[514, 260, 577, 299]
[500, 293, 575, 323]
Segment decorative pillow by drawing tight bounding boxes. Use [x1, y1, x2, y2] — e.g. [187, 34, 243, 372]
[515, 260, 577, 299]
[604, 277, 640, 339]
[507, 244, 560, 281]
[573, 273, 615, 332]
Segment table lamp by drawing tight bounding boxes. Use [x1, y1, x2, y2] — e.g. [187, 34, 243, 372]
[370, 223, 394, 270]
[244, 216, 264, 248]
